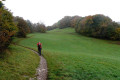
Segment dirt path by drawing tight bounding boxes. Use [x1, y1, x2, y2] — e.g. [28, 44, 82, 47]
[30, 49, 48, 80]
[13, 44, 48, 80]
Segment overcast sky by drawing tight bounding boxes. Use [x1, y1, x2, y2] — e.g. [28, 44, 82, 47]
[3, 0, 120, 26]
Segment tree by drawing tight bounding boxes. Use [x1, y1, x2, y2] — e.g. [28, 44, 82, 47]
[75, 14, 120, 40]
[14, 16, 30, 37]
[47, 22, 59, 31]
[58, 16, 73, 29]
[0, 1, 3, 8]
[71, 16, 82, 28]
[51, 16, 82, 30]
[0, 1, 17, 52]
[26, 20, 34, 33]
[35, 23, 46, 33]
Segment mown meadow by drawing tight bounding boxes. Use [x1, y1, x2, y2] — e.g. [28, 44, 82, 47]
[18, 28, 120, 80]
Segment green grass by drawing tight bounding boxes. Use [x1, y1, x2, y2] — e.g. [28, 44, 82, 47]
[0, 45, 40, 80]
[17, 28, 120, 80]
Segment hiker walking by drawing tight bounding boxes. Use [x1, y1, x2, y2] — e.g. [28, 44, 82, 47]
[37, 42, 42, 56]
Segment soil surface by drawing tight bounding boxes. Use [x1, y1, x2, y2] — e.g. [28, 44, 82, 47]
[29, 49, 48, 80]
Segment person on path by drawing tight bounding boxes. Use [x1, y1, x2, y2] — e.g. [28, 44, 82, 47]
[37, 42, 42, 56]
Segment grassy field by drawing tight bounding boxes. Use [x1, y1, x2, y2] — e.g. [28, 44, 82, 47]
[17, 28, 120, 80]
[0, 45, 40, 80]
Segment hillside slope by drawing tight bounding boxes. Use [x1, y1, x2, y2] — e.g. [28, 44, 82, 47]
[18, 28, 120, 80]
[0, 45, 40, 80]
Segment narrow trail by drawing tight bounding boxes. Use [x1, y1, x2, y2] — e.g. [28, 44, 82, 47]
[29, 49, 48, 80]
[13, 44, 48, 80]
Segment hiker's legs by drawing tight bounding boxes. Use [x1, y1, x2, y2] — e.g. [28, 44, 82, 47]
[38, 47, 39, 52]
[39, 48, 41, 56]
[38, 48, 41, 56]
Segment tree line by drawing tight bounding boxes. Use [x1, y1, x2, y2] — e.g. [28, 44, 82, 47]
[48, 14, 120, 40]
[14, 17, 46, 38]
[0, 1, 46, 53]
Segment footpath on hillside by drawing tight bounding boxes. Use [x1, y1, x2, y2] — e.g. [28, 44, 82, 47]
[29, 49, 48, 80]
[13, 44, 48, 80]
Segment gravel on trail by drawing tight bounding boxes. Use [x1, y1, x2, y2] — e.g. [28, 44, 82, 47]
[29, 49, 48, 80]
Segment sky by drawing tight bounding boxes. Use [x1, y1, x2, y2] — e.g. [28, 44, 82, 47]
[3, 0, 120, 26]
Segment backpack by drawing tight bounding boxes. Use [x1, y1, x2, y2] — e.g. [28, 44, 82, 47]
[38, 43, 41, 48]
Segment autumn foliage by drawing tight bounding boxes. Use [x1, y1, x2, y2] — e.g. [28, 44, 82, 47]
[0, 1, 17, 52]
[47, 23, 58, 31]
[35, 23, 46, 33]
[50, 14, 120, 40]
[14, 16, 30, 38]
[75, 14, 120, 40]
